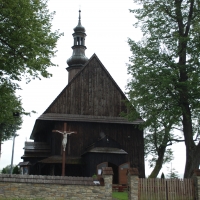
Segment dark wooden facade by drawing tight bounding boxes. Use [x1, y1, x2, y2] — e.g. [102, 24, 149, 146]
[22, 54, 145, 181]
[45, 54, 127, 117]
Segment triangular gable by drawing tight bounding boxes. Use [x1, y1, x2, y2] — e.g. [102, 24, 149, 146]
[44, 54, 128, 117]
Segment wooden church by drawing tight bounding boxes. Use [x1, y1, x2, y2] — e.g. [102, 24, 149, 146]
[21, 11, 145, 183]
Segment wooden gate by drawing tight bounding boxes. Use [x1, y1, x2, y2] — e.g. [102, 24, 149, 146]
[139, 178, 195, 200]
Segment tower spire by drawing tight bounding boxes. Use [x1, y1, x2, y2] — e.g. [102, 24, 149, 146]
[78, 10, 81, 23]
[66, 10, 88, 82]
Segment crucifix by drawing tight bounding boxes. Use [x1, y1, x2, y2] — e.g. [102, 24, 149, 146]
[52, 122, 77, 176]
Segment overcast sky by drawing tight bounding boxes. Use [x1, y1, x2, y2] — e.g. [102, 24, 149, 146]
[0, 0, 185, 177]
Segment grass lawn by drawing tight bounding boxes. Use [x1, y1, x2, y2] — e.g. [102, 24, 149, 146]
[112, 191, 128, 200]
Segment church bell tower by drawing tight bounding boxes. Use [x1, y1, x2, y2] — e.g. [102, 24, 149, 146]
[66, 10, 88, 82]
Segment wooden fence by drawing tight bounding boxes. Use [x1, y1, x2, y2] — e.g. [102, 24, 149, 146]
[139, 178, 195, 200]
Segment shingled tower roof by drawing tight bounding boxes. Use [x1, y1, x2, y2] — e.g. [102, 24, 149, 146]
[66, 10, 88, 82]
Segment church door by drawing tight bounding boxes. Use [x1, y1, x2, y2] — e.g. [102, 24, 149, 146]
[118, 163, 130, 185]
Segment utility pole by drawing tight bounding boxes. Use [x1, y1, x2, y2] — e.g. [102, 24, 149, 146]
[10, 134, 18, 174]
[10, 112, 20, 174]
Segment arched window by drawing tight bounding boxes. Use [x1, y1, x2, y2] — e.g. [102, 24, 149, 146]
[77, 37, 80, 45]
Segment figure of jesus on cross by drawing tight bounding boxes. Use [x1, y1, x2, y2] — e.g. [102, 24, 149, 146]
[52, 122, 77, 176]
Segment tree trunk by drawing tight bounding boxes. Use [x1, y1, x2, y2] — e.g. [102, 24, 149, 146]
[179, 58, 199, 177]
[149, 146, 166, 178]
[175, 0, 199, 178]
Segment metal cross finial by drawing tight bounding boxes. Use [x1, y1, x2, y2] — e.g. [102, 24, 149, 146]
[78, 10, 81, 23]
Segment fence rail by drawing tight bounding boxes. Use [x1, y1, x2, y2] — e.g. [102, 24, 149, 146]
[139, 178, 195, 200]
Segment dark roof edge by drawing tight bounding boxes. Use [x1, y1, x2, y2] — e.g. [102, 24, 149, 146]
[37, 113, 143, 125]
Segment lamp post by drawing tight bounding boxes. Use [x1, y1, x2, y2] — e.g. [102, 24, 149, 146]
[10, 112, 20, 174]
[10, 133, 18, 174]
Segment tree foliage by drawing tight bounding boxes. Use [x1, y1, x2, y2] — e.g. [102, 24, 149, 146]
[0, 0, 61, 142]
[127, 0, 200, 178]
[1, 165, 11, 174]
[12, 165, 20, 174]
[144, 124, 174, 178]
[0, 83, 23, 142]
[0, 0, 61, 84]
[166, 166, 179, 179]
[1, 164, 20, 174]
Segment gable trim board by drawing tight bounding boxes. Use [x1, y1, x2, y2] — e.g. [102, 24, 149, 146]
[38, 113, 143, 124]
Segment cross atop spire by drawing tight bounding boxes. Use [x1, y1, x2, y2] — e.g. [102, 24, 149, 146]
[73, 10, 85, 33]
[66, 10, 88, 82]
[78, 10, 81, 22]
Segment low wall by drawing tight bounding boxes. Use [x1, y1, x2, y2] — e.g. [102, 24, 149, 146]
[0, 167, 113, 200]
[127, 168, 139, 200]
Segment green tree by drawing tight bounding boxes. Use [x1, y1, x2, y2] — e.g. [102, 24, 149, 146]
[167, 166, 179, 179]
[1, 165, 11, 174]
[1, 165, 20, 174]
[127, 0, 200, 178]
[0, 83, 23, 155]
[144, 123, 174, 178]
[124, 91, 181, 178]
[12, 165, 20, 174]
[0, 83, 23, 136]
[0, 0, 61, 142]
[1, 168, 7, 174]
[0, 0, 61, 84]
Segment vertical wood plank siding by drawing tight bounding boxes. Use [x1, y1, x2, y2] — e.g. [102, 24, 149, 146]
[35, 55, 145, 177]
[139, 178, 195, 200]
[50, 121, 145, 177]
[45, 57, 127, 117]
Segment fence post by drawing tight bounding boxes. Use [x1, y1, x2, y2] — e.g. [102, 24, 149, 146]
[193, 169, 200, 200]
[102, 167, 113, 200]
[127, 168, 139, 200]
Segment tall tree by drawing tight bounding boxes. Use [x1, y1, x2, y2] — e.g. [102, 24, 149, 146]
[124, 98, 180, 178]
[127, 0, 200, 178]
[0, 83, 23, 156]
[144, 122, 174, 178]
[0, 0, 61, 85]
[0, 0, 61, 142]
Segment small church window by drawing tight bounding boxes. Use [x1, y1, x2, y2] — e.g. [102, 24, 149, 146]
[77, 37, 80, 45]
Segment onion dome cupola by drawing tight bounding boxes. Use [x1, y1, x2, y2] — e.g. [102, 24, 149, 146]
[66, 10, 88, 82]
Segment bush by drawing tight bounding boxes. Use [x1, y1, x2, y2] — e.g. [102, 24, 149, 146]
[13, 166, 20, 174]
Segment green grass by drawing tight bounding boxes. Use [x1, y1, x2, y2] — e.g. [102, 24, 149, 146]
[112, 192, 128, 200]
